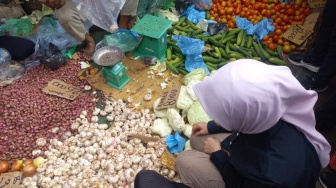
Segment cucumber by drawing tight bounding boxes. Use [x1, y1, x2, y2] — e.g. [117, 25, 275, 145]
[166, 61, 179, 74]
[236, 30, 244, 46]
[264, 45, 279, 57]
[229, 51, 245, 59]
[214, 47, 222, 59]
[186, 20, 198, 30]
[219, 47, 228, 58]
[252, 42, 265, 60]
[229, 43, 238, 51]
[166, 47, 172, 60]
[178, 68, 188, 75]
[174, 16, 186, 26]
[237, 48, 253, 58]
[225, 43, 231, 54]
[192, 29, 204, 36]
[195, 34, 210, 39]
[252, 57, 262, 61]
[176, 26, 194, 32]
[210, 34, 223, 41]
[209, 38, 225, 48]
[250, 47, 258, 57]
[202, 56, 223, 64]
[268, 57, 287, 66]
[240, 31, 246, 47]
[276, 45, 284, 59]
[206, 64, 216, 72]
[220, 35, 235, 44]
[246, 36, 253, 48]
[227, 28, 241, 37]
[217, 62, 228, 68]
[258, 43, 271, 59]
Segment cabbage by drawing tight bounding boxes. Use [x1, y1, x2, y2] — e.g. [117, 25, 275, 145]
[176, 86, 194, 110]
[151, 118, 172, 137]
[153, 97, 168, 118]
[183, 124, 192, 138]
[187, 101, 212, 125]
[182, 69, 206, 86]
[186, 80, 201, 101]
[167, 108, 186, 133]
[184, 140, 191, 151]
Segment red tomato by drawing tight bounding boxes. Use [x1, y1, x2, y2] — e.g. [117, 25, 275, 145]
[304, 8, 311, 16]
[274, 29, 282, 36]
[268, 43, 277, 51]
[286, 8, 295, 16]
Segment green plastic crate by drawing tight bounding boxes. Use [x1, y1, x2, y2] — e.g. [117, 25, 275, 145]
[131, 14, 173, 62]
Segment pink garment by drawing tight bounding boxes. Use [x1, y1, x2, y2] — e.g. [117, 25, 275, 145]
[193, 59, 331, 167]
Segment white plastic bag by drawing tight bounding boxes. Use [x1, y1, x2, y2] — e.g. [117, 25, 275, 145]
[73, 0, 126, 32]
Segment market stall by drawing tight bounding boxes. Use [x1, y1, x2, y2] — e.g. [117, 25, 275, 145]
[0, 0, 326, 187]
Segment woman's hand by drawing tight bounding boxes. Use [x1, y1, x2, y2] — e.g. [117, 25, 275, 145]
[192, 122, 209, 136]
[41, 0, 65, 9]
[204, 137, 221, 155]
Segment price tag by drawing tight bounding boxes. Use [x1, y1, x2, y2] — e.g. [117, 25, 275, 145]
[282, 24, 313, 45]
[156, 86, 181, 110]
[0, 172, 23, 188]
[308, 0, 326, 8]
[42, 79, 81, 100]
[0, 176, 13, 188]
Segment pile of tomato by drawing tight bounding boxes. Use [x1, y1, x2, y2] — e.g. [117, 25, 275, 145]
[208, 0, 312, 53]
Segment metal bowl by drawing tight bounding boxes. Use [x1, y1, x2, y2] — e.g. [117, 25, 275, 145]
[93, 46, 124, 67]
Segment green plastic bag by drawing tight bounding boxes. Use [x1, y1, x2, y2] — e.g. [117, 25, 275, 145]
[162, 0, 175, 10]
[0, 18, 33, 37]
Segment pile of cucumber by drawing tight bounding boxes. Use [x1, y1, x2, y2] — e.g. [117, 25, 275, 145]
[166, 16, 287, 75]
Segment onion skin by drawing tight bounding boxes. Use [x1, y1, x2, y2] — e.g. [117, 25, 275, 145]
[0, 160, 9, 173]
[10, 160, 23, 172]
[22, 164, 37, 177]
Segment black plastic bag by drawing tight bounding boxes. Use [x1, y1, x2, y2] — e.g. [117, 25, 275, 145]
[207, 22, 228, 35]
[41, 44, 66, 70]
[176, 0, 194, 14]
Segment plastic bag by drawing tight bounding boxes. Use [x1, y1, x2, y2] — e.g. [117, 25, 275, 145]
[20, 52, 43, 71]
[104, 29, 139, 52]
[0, 48, 11, 66]
[176, 0, 194, 14]
[180, 5, 205, 24]
[194, 0, 213, 11]
[28, 17, 80, 53]
[0, 18, 33, 37]
[235, 16, 274, 40]
[208, 22, 228, 35]
[172, 35, 209, 75]
[0, 60, 25, 87]
[165, 132, 187, 154]
[73, 0, 126, 32]
[41, 44, 66, 70]
[137, 0, 167, 19]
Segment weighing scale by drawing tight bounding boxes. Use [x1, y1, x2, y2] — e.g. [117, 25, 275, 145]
[93, 46, 130, 90]
[131, 14, 173, 62]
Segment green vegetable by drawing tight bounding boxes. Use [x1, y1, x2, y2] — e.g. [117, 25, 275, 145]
[166, 61, 179, 74]
[182, 69, 206, 86]
[187, 101, 212, 125]
[166, 47, 172, 60]
[202, 56, 223, 64]
[268, 57, 287, 66]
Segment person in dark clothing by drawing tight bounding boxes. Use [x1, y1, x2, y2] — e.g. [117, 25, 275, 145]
[288, 0, 336, 92]
[0, 36, 35, 61]
[136, 59, 331, 188]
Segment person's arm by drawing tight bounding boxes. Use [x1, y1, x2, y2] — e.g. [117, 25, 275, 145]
[207, 120, 231, 134]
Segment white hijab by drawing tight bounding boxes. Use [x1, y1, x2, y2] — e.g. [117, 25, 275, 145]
[193, 59, 331, 167]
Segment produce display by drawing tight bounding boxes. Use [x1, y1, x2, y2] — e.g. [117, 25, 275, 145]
[207, 0, 311, 51]
[0, 56, 97, 163]
[166, 18, 286, 75]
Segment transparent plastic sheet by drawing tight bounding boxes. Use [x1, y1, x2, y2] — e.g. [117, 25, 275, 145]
[0, 18, 33, 37]
[137, 0, 167, 18]
[73, 0, 126, 32]
[27, 17, 80, 53]
[104, 29, 139, 52]
[176, 0, 193, 14]
[172, 35, 209, 75]
[0, 60, 25, 87]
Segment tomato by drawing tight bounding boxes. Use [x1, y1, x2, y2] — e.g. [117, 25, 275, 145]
[295, 10, 301, 16]
[263, 35, 270, 41]
[282, 44, 291, 54]
[221, 1, 226, 6]
[261, 9, 267, 16]
[272, 35, 279, 43]
[235, 8, 242, 15]
[286, 8, 295, 16]
[294, 0, 302, 5]
[220, 9, 226, 15]
[290, 44, 297, 51]
[283, 15, 290, 23]
[210, 10, 215, 15]
[226, 7, 234, 14]
[279, 2, 286, 8]
[274, 29, 282, 36]
[304, 8, 311, 16]
[277, 38, 284, 45]
[265, 10, 272, 18]
[268, 43, 277, 51]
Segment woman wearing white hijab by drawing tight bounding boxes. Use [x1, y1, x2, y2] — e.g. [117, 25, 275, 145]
[174, 59, 331, 188]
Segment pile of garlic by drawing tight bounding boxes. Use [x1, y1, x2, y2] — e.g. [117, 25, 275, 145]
[21, 99, 180, 188]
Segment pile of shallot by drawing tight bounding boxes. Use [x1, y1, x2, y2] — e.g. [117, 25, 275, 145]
[22, 99, 179, 188]
[0, 56, 97, 162]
